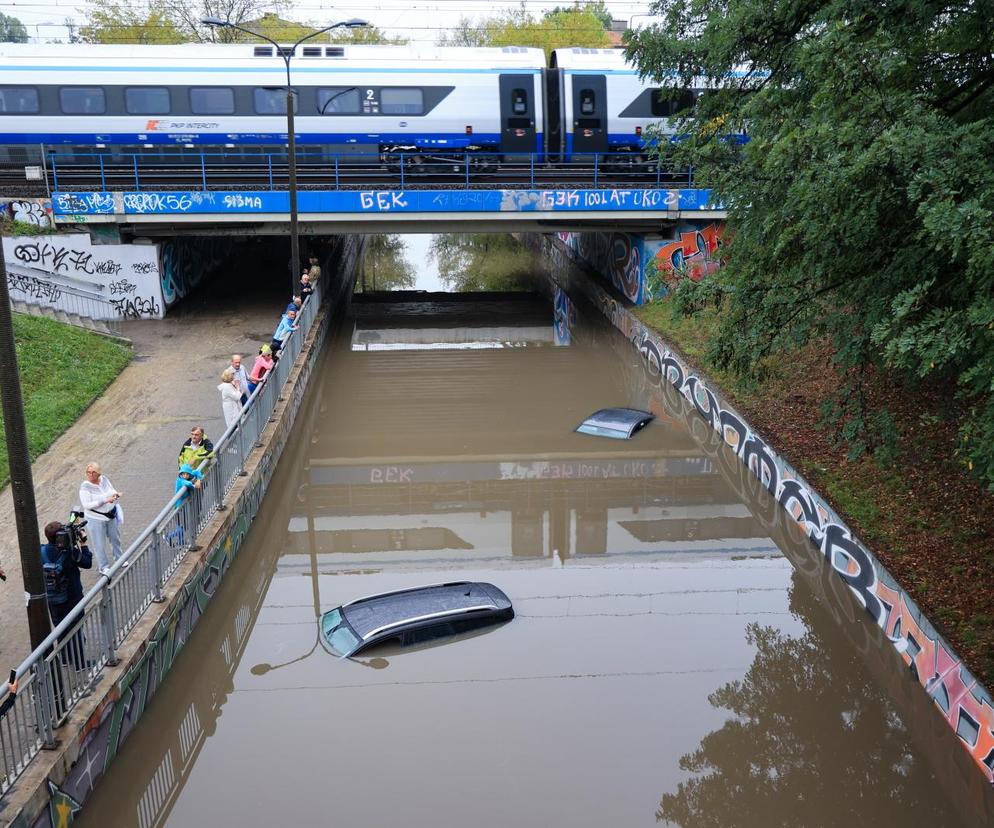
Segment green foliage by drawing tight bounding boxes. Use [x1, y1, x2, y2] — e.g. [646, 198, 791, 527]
[329, 25, 407, 45]
[0, 314, 131, 489]
[428, 234, 535, 291]
[229, 13, 318, 44]
[626, 0, 994, 489]
[358, 235, 416, 292]
[0, 12, 28, 43]
[437, 3, 610, 55]
[81, 0, 185, 43]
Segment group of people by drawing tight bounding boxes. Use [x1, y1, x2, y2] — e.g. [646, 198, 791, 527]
[216, 259, 319, 430]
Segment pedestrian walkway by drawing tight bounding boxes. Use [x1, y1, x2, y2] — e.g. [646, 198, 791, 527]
[0, 280, 287, 665]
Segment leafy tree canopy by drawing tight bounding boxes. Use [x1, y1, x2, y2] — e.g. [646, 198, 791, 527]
[438, 3, 610, 55]
[429, 234, 535, 292]
[626, 0, 994, 488]
[80, 0, 184, 44]
[358, 235, 417, 292]
[0, 12, 29, 43]
[328, 25, 407, 45]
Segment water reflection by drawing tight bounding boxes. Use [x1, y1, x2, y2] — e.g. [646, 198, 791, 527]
[658, 574, 964, 826]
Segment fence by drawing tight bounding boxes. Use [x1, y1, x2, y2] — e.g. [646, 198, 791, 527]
[46, 149, 694, 193]
[0, 278, 322, 798]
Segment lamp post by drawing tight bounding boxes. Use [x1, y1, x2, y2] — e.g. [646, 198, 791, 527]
[201, 16, 368, 294]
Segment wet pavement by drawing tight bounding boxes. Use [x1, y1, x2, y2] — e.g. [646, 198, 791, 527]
[0, 271, 288, 665]
[75, 285, 994, 827]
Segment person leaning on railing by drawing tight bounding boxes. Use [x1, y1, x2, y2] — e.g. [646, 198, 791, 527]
[247, 344, 274, 396]
[178, 426, 214, 471]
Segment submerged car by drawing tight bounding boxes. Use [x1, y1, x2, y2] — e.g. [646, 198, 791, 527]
[319, 582, 514, 658]
[575, 407, 655, 439]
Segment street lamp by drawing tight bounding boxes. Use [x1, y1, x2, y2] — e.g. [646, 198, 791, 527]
[201, 16, 368, 294]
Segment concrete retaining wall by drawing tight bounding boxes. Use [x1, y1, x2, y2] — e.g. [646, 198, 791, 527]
[0, 233, 364, 828]
[526, 231, 994, 797]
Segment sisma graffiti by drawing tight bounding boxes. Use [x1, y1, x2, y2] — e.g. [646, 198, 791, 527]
[533, 232, 994, 787]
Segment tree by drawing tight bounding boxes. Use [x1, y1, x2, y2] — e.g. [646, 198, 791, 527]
[0, 12, 28, 43]
[358, 235, 416, 292]
[548, 1, 613, 30]
[428, 234, 535, 292]
[626, 0, 994, 488]
[161, 0, 288, 43]
[436, 3, 610, 56]
[329, 25, 407, 45]
[80, 0, 184, 44]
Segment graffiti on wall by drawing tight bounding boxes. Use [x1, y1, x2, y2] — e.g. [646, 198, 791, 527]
[650, 223, 724, 286]
[158, 237, 235, 308]
[553, 286, 577, 346]
[557, 231, 646, 304]
[3, 233, 165, 320]
[3, 198, 54, 228]
[536, 233, 994, 787]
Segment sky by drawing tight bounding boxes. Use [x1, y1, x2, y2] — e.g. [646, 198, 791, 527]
[0, 0, 653, 45]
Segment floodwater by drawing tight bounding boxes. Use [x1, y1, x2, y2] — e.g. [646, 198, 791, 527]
[78, 256, 993, 827]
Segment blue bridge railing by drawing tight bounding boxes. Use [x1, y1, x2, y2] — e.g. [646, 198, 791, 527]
[47, 149, 694, 193]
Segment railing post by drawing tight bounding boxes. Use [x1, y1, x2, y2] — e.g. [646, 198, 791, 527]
[133, 154, 140, 191]
[201, 153, 207, 191]
[268, 154, 274, 190]
[593, 153, 599, 187]
[99, 155, 106, 190]
[32, 663, 57, 748]
[530, 152, 535, 186]
[400, 153, 405, 188]
[334, 156, 340, 190]
[150, 531, 165, 602]
[465, 153, 470, 187]
[99, 587, 119, 666]
[236, 421, 248, 475]
[657, 160, 661, 187]
[50, 154, 59, 192]
[688, 165, 693, 186]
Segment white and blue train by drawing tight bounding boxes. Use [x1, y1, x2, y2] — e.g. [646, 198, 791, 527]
[0, 43, 697, 167]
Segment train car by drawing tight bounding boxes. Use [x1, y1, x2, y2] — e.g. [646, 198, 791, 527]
[549, 47, 695, 164]
[0, 43, 546, 167]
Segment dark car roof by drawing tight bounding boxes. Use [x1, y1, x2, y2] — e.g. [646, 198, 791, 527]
[575, 407, 654, 439]
[342, 581, 510, 641]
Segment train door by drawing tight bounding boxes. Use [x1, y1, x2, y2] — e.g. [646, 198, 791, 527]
[498, 74, 536, 158]
[570, 75, 608, 156]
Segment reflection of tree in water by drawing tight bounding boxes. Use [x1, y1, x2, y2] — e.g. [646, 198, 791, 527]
[429, 233, 535, 291]
[358, 234, 416, 291]
[658, 574, 961, 827]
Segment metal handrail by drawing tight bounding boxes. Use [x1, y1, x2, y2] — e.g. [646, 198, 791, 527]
[0, 278, 323, 797]
[46, 148, 694, 192]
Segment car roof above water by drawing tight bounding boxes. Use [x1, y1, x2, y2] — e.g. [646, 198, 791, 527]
[342, 581, 511, 641]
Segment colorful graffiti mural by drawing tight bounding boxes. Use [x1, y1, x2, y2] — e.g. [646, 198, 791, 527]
[534, 232, 994, 788]
[649, 223, 724, 286]
[2, 197, 54, 229]
[158, 237, 236, 308]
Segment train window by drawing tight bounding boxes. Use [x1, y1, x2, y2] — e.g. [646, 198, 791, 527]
[318, 88, 360, 114]
[254, 88, 298, 115]
[59, 87, 106, 115]
[650, 89, 696, 117]
[0, 87, 39, 114]
[190, 87, 235, 115]
[381, 88, 423, 115]
[125, 87, 170, 115]
[579, 89, 595, 115]
[512, 88, 528, 115]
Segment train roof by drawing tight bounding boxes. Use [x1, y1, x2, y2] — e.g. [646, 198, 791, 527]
[0, 43, 547, 71]
[550, 47, 633, 71]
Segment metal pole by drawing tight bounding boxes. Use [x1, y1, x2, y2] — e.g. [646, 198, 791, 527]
[287, 81, 300, 299]
[0, 244, 51, 650]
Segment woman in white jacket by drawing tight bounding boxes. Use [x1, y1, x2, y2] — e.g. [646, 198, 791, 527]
[218, 368, 242, 430]
[79, 462, 123, 574]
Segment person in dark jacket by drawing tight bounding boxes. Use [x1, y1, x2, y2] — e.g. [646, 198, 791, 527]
[40, 520, 93, 673]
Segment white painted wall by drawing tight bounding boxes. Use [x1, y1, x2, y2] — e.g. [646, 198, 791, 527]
[3, 233, 165, 319]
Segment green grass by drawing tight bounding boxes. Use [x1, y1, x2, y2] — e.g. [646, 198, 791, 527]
[0, 313, 131, 488]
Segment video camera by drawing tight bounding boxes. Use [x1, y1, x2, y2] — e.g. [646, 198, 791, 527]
[54, 510, 88, 554]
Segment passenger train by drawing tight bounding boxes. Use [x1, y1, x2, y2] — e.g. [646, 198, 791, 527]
[0, 43, 701, 172]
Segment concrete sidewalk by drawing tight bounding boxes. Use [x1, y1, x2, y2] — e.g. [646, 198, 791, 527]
[0, 288, 288, 666]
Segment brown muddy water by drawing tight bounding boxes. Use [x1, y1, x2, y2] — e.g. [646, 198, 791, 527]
[78, 290, 993, 828]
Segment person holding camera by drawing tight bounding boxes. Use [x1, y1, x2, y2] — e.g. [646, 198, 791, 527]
[78, 462, 123, 574]
[41, 520, 92, 626]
